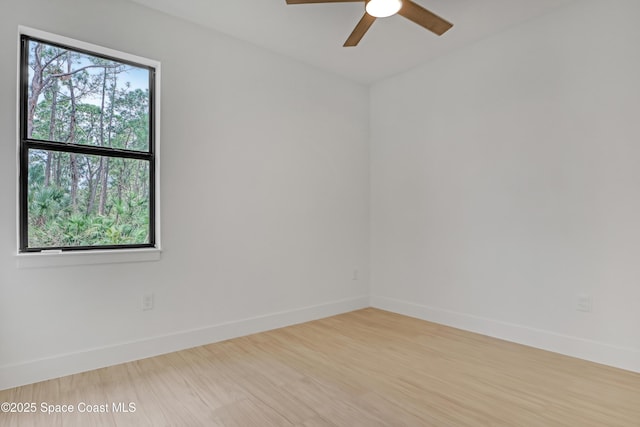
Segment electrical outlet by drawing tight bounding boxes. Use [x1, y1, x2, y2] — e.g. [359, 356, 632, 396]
[577, 294, 592, 312]
[352, 269, 359, 281]
[142, 292, 154, 311]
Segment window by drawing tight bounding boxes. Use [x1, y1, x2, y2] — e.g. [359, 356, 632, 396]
[18, 29, 159, 254]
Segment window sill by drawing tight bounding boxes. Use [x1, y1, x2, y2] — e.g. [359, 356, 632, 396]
[15, 248, 162, 269]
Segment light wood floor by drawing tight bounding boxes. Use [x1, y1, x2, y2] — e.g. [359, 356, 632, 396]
[1, 308, 639, 426]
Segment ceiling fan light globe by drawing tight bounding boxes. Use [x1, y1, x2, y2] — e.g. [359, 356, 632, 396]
[365, 0, 402, 18]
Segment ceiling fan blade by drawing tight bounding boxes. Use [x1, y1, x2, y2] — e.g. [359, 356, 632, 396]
[344, 13, 376, 47]
[397, 0, 453, 36]
[286, 0, 362, 4]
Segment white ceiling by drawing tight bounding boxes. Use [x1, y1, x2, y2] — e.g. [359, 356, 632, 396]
[129, 0, 575, 84]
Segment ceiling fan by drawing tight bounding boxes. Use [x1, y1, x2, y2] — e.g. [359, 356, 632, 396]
[285, 0, 453, 47]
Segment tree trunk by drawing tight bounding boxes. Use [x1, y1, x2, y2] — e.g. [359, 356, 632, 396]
[66, 53, 79, 211]
[55, 153, 62, 187]
[26, 43, 44, 138]
[117, 129, 133, 204]
[86, 157, 96, 215]
[70, 153, 78, 211]
[44, 80, 58, 187]
[98, 65, 117, 216]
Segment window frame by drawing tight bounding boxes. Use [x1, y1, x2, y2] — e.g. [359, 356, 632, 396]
[16, 27, 161, 260]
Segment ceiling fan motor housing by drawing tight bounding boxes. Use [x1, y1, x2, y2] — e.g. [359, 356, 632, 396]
[365, 0, 403, 18]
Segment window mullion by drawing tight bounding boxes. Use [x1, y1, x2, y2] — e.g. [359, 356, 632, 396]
[24, 140, 152, 161]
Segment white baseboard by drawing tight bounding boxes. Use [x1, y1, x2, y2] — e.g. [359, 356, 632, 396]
[4, 294, 636, 391]
[0, 296, 369, 391]
[370, 295, 640, 374]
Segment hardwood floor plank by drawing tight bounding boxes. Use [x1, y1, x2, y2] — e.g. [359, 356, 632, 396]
[1, 308, 638, 426]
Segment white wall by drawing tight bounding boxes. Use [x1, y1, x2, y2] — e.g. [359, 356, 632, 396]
[0, 0, 370, 389]
[370, 0, 640, 372]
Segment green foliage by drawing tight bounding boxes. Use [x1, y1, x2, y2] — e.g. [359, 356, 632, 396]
[28, 187, 149, 248]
